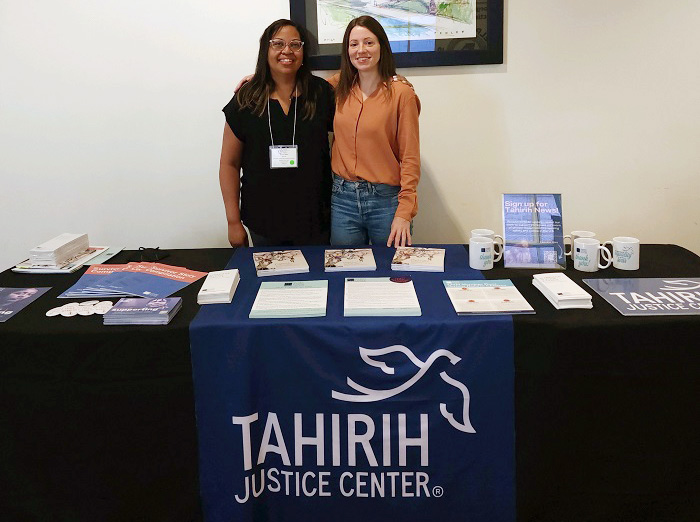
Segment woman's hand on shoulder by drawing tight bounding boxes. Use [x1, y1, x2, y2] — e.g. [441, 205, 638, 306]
[387, 216, 412, 248]
[391, 75, 414, 91]
[228, 221, 249, 247]
[234, 74, 254, 93]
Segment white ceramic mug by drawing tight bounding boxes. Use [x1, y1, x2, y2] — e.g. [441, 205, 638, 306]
[564, 230, 596, 256]
[573, 237, 612, 272]
[470, 229, 504, 257]
[469, 236, 502, 270]
[603, 236, 640, 270]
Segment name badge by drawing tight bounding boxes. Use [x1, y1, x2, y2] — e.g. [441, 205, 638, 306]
[269, 145, 298, 169]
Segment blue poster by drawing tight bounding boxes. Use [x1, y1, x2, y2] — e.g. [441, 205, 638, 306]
[502, 193, 565, 269]
[0, 287, 50, 322]
[190, 245, 514, 522]
[584, 277, 700, 316]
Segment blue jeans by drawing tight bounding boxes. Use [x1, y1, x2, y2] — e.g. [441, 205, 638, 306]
[331, 176, 400, 246]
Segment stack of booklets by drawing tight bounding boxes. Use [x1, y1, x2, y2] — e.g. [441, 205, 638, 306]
[13, 233, 111, 274]
[59, 263, 207, 299]
[344, 277, 421, 316]
[103, 297, 182, 325]
[391, 247, 445, 272]
[443, 280, 535, 315]
[249, 281, 328, 318]
[253, 250, 309, 277]
[197, 269, 240, 304]
[324, 248, 376, 272]
[532, 273, 593, 309]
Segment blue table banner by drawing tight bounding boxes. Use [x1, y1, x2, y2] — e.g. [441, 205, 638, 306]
[190, 245, 515, 522]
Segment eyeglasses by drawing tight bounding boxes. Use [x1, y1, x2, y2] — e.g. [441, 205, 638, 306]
[269, 39, 304, 52]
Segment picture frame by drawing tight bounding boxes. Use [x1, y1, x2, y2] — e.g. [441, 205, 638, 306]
[289, 0, 503, 70]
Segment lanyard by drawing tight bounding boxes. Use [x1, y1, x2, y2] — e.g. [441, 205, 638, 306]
[267, 88, 298, 147]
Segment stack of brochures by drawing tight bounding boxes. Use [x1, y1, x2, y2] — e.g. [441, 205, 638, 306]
[59, 263, 207, 299]
[443, 280, 535, 315]
[324, 248, 376, 272]
[103, 297, 182, 325]
[197, 269, 240, 304]
[30, 233, 89, 266]
[253, 250, 309, 277]
[13, 233, 110, 274]
[249, 281, 328, 318]
[344, 277, 421, 316]
[391, 247, 445, 272]
[532, 273, 593, 309]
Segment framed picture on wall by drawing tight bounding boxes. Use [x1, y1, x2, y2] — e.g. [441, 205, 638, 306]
[289, 0, 504, 70]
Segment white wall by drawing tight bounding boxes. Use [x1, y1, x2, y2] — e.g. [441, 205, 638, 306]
[1, 0, 699, 270]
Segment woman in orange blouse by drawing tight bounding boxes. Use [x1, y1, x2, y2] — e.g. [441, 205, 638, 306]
[328, 16, 420, 247]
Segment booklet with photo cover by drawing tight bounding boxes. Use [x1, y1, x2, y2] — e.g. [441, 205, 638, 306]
[324, 248, 376, 272]
[502, 194, 565, 269]
[253, 250, 309, 277]
[390, 247, 445, 272]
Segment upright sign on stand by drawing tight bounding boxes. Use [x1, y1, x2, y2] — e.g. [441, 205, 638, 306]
[502, 193, 565, 269]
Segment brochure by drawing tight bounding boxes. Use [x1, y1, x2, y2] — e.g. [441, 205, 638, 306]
[84, 246, 124, 265]
[391, 247, 445, 272]
[58, 263, 206, 298]
[253, 250, 309, 277]
[502, 194, 565, 269]
[96, 263, 207, 298]
[443, 280, 535, 314]
[103, 297, 182, 325]
[0, 287, 51, 322]
[532, 272, 592, 309]
[583, 277, 700, 316]
[29, 233, 89, 265]
[58, 264, 131, 298]
[249, 280, 328, 318]
[198, 269, 241, 304]
[344, 277, 421, 316]
[324, 249, 376, 272]
[13, 246, 109, 274]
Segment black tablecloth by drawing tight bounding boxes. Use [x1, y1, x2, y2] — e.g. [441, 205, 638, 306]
[0, 249, 232, 522]
[488, 244, 700, 522]
[1, 245, 698, 521]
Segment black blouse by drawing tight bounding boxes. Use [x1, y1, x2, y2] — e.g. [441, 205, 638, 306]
[223, 75, 335, 242]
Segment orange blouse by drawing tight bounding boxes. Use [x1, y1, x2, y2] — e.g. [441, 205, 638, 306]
[328, 74, 421, 221]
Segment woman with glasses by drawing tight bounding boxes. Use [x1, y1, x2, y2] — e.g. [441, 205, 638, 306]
[219, 19, 334, 246]
[328, 16, 420, 248]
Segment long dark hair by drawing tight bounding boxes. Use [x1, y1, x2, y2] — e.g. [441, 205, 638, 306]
[335, 16, 397, 108]
[236, 19, 318, 119]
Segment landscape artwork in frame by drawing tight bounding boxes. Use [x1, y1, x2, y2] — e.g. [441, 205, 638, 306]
[290, 0, 504, 69]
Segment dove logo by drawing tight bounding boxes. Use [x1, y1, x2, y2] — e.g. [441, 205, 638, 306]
[332, 346, 476, 434]
[660, 279, 700, 291]
[609, 278, 700, 312]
